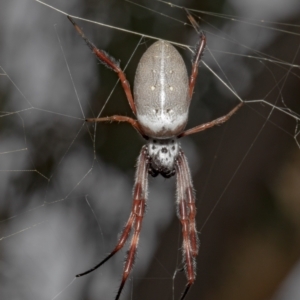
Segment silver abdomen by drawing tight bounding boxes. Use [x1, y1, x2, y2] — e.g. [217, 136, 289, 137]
[134, 41, 190, 138]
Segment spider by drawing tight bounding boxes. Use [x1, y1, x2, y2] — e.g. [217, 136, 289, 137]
[68, 12, 242, 300]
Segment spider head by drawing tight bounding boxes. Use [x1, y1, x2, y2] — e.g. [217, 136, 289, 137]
[147, 138, 179, 178]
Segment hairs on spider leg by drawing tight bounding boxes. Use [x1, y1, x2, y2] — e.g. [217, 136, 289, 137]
[67, 15, 120, 71]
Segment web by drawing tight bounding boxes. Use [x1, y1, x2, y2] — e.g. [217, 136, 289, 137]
[1, 0, 300, 299]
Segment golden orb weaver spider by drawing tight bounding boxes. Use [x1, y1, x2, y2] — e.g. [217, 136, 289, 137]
[68, 11, 242, 300]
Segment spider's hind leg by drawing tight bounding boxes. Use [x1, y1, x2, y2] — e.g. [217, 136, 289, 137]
[68, 16, 137, 116]
[187, 11, 206, 100]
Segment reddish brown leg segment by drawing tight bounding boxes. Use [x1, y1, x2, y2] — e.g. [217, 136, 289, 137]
[176, 151, 198, 300]
[115, 146, 148, 299]
[76, 146, 149, 300]
[68, 16, 137, 116]
[178, 102, 243, 138]
[185, 8, 207, 100]
[188, 32, 206, 99]
[86, 115, 145, 137]
[185, 185, 198, 258]
[116, 196, 146, 299]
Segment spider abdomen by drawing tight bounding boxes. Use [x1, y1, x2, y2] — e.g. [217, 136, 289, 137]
[134, 41, 190, 138]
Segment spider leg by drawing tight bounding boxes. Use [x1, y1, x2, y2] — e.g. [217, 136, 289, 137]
[76, 147, 149, 300]
[185, 9, 202, 35]
[180, 152, 198, 258]
[76, 201, 136, 277]
[86, 115, 146, 138]
[178, 102, 243, 138]
[115, 146, 149, 299]
[187, 16, 206, 100]
[176, 151, 198, 300]
[67, 16, 137, 116]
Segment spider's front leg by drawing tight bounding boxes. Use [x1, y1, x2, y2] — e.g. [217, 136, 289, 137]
[76, 146, 149, 300]
[115, 146, 149, 299]
[176, 150, 199, 300]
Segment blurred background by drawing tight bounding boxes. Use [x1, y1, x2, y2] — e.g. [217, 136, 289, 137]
[0, 0, 300, 299]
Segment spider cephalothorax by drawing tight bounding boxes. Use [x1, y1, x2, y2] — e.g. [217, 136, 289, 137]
[68, 12, 242, 300]
[147, 138, 179, 178]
